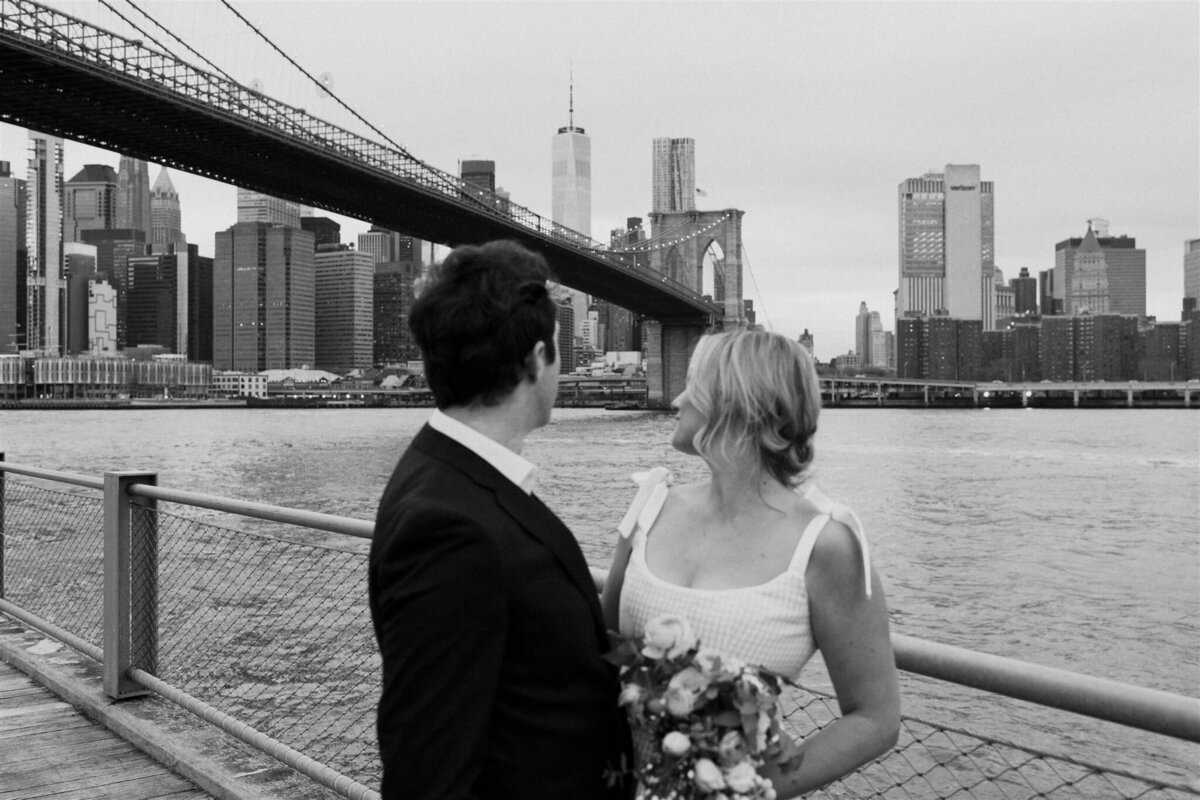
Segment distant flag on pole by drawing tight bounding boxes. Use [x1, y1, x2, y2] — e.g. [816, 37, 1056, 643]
[696, 187, 708, 197]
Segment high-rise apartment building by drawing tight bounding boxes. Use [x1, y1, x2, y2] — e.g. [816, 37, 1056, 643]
[64, 164, 117, 244]
[150, 167, 186, 249]
[897, 164, 995, 325]
[652, 138, 695, 214]
[214, 222, 314, 371]
[26, 131, 65, 354]
[1182, 239, 1199, 314]
[236, 189, 302, 228]
[115, 156, 151, 240]
[314, 244, 373, 373]
[0, 160, 25, 354]
[1053, 224, 1145, 318]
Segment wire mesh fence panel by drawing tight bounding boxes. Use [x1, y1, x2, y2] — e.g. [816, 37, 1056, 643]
[149, 506, 381, 787]
[3, 473, 1195, 798]
[0, 479, 104, 647]
[780, 685, 1199, 799]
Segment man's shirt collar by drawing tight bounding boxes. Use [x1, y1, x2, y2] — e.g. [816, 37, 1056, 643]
[428, 409, 538, 495]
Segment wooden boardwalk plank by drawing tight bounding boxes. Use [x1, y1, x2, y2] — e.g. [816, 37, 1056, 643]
[0, 661, 216, 800]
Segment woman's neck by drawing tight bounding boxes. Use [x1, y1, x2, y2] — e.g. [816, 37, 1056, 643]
[704, 459, 794, 518]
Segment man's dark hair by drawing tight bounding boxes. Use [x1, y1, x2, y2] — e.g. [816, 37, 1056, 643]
[409, 240, 559, 408]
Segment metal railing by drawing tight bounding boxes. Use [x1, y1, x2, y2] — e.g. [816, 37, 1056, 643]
[1, 457, 1197, 799]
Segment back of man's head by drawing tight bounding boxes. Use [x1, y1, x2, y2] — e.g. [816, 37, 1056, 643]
[410, 240, 558, 408]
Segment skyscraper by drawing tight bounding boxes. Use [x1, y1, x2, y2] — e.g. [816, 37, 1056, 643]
[1010, 268, 1038, 315]
[1185, 239, 1200, 314]
[63, 164, 117, 244]
[314, 243, 373, 373]
[897, 164, 994, 324]
[1054, 223, 1146, 317]
[358, 226, 423, 267]
[652, 138, 695, 214]
[115, 156, 151, 240]
[214, 222, 314, 371]
[300, 216, 341, 248]
[551, 77, 591, 237]
[0, 160, 25, 354]
[26, 131, 65, 354]
[63, 242, 97, 354]
[374, 259, 422, 366]
[551, 77, 592, 350]
[150, 167, 186, 249]
[462, 159, 496, 194]
[79, 227, 148, 349]
[236, 189, 302, 228]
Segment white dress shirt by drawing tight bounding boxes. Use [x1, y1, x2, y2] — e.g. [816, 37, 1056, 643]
[428, 409, 539, 495]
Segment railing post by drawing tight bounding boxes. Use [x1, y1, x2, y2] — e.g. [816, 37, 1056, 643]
[104, 470, 158, 699]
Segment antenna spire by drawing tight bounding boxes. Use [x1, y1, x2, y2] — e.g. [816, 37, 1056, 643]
[569, 65, 574, 129]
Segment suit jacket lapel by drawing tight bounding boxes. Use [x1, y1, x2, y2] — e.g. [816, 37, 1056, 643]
[412, 425, 609, 642]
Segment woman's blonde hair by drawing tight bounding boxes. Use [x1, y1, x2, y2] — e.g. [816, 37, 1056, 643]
[685, 329, 821, 486]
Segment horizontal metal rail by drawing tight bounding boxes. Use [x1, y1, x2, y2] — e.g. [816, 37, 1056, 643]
[124, 483, 375, 540]
[890, 633, 1200, 743]
[0, 461, 102, 489]
[5, 461, 1200, 748]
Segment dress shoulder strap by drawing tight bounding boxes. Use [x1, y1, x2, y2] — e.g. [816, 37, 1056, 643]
[787, 483, 873, 597]
[616, 467, 672, 540]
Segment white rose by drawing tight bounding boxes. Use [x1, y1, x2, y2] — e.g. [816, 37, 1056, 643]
[723, 761, 759, 794]
[661, 730, 691, 757]
[664, 685, 696, 717]
[693, 758, 726, 792]
[618, 684, 644, 707]
[641, 614, 697, 659]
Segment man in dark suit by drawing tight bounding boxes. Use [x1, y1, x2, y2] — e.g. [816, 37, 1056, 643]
[370, 240, 632, 799]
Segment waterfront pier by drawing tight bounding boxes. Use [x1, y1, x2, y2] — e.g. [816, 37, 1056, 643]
[1, 457, 1197, 799]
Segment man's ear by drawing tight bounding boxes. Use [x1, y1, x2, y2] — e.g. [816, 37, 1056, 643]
[524, 341, 547, 382]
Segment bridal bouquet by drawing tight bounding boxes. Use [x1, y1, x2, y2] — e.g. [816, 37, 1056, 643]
[606, 614, 795, 800]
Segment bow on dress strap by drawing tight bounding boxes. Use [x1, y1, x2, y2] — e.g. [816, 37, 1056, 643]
[616, 467, 672, 540]
[797, 482, 874, 597]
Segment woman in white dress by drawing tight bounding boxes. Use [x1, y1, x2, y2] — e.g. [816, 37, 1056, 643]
[601, 329, 900, 796]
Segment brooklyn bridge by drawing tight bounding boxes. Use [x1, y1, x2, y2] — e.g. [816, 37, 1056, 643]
[0, 0, 749, 404]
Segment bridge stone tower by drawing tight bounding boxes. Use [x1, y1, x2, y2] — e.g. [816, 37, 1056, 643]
[642, 208, 746, 406]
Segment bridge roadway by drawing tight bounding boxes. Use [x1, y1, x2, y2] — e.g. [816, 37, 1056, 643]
[0, 0, 719, 323]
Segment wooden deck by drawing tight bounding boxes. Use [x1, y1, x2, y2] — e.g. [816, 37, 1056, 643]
[0, 661, 214, 800]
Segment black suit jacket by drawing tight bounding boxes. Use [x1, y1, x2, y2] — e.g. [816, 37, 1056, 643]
[369, 424, 632, 799]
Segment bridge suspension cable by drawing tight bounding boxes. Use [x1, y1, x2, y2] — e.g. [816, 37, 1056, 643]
[740, 242, 773, 330]
[213, 0, 412, 159]
[612, 212, 736, 254]
[105, 0, 231, 83]
[95, 0, 298, 134]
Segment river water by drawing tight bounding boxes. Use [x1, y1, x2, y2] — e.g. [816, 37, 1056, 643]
[1, 406, 1197, 783]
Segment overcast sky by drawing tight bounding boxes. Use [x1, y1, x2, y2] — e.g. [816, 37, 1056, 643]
[2, 1, 1196, 360]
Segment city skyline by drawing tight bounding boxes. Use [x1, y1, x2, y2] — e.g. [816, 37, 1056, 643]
[0, 1, 1195, 360]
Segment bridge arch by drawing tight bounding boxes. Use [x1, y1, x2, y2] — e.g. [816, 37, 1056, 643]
[648, 209, 745, 328]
